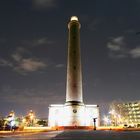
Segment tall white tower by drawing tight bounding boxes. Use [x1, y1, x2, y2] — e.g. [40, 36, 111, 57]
[66, 16, 83, 103]
[48, 16, 100, 128]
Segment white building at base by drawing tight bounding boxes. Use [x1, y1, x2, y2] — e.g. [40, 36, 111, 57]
[48, 104, 99, 127]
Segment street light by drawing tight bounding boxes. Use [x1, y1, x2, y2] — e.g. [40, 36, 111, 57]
[28, 110, 35, 126]
[109, 109, 117, 126]
[93, 118, 97, 130]
[103, 116, 109, 126]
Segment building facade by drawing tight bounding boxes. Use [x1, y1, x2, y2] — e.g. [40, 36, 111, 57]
[109, 101, 140, 127]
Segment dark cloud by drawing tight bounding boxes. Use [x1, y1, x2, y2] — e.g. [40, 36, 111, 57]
[0, 86, 64, 105]
[129, 46, 140, 58]
[32, 0, 57, 9]
[22, 37, 53, 47]
[107, 36, 125, 51]
[55, 64, 64, 68]
[14, 58, 47, 74]
[107, 36, 127, 59]
[0, 46, 47, 75]
[0, 59, 13, 67]
[107, 36, 140, 59]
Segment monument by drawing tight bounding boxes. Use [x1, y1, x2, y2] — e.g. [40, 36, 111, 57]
[48, 16, 99, 128]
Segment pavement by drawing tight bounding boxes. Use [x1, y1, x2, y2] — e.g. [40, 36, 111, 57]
[53, 130, 140, 140]
[0, 131, 63, 139]
[0, 130, 140, 140]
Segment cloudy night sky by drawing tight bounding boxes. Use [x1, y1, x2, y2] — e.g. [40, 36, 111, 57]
[0, 0, 140, 118]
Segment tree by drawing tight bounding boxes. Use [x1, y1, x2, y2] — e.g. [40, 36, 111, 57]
[37, 120, 47, 126]
[0, 119, 5, 130]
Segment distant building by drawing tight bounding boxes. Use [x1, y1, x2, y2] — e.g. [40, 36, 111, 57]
[109, 101, 140, 127]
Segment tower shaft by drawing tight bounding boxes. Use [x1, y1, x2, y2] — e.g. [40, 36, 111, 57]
[66, 17, 83, 103]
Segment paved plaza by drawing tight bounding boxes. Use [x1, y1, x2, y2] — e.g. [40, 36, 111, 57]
[53, 130, 140, 140]
[1, 130, 140, 140]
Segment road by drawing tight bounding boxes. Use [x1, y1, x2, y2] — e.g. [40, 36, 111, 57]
[1, 130, 140, 140]
[0, 131, 62, 140]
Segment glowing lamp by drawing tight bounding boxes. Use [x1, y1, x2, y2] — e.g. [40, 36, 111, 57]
[71, 16, 78, 21]
[10, 120, 16, 127]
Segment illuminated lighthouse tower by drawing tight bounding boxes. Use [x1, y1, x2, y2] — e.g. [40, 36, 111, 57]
[66, 16, 83, 104]
[48, 16, 100, 128]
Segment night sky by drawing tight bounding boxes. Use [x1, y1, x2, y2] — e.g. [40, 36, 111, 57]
[0, 0, 140, 118]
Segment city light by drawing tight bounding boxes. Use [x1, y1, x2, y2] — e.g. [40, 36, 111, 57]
[103, 116, 109, 126]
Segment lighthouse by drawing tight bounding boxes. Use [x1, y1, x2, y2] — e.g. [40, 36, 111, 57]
[66, 16, 83, 103]
[48, 16, 100, 128]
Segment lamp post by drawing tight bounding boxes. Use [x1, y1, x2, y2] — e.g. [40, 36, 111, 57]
[93, 118, 97, 130]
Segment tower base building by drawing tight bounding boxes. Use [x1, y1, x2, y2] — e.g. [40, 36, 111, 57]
[48, 103, 99, 127]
